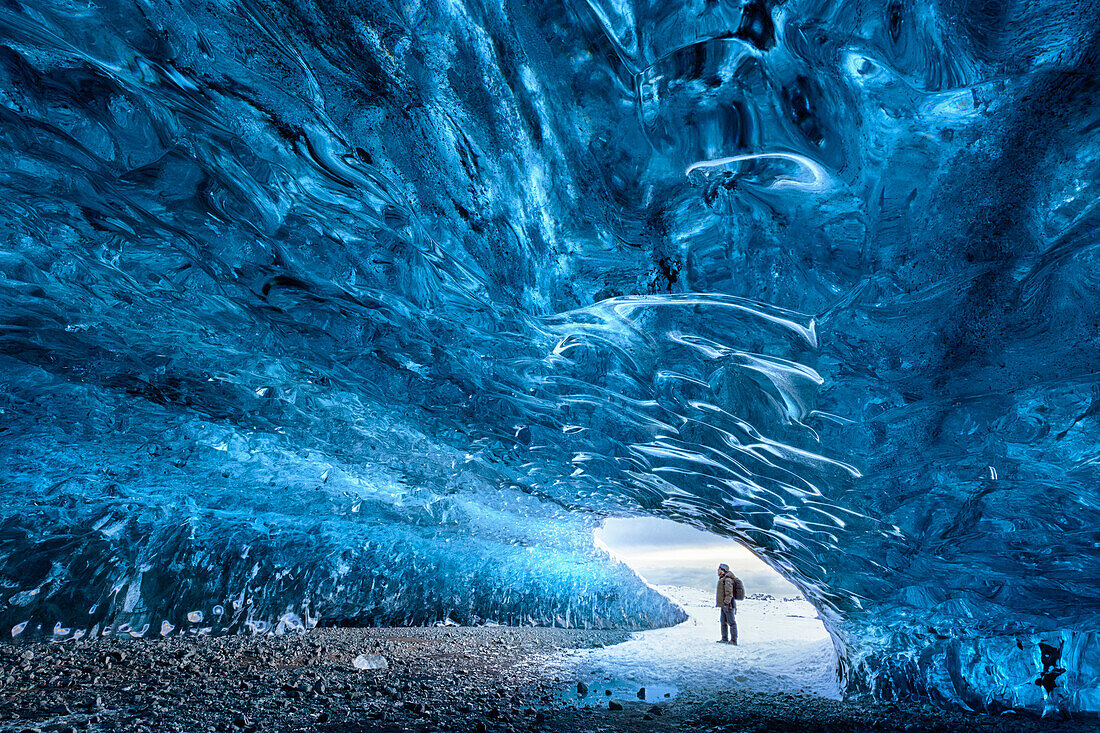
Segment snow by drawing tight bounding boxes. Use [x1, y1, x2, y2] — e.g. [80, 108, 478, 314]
[567, 585, 840, 701]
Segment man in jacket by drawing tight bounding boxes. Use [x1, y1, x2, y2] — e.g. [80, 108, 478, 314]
[715, 563, 737, 644]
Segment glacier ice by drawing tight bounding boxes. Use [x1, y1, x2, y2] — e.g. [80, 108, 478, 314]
[0, 0, 1098, 716]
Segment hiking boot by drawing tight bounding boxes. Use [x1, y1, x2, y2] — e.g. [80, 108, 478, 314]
[717, 639, 728, 643]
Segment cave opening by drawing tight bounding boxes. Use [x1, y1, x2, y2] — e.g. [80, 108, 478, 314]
[585, 517, 841, 700]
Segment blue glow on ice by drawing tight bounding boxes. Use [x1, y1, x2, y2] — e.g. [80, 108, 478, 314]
[0, 0, 1098, 715]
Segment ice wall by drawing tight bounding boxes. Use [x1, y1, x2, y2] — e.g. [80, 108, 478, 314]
[0, 0, 1097, 715]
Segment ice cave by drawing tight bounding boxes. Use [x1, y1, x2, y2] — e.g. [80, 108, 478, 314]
[0, 0, 1097, 719]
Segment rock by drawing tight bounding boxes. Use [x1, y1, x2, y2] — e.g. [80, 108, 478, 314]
[352, 654, 388, 671]
[576, 681, 588, 696]
[608, 701, 623, 711]
[648, 705, 663, 716]
[316, 712, 329, 723]
[637, 687, 646, 699]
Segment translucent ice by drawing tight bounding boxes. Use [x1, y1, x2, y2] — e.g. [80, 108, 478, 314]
[0, 0, 1097, 715]
[352, 654, 388, 671]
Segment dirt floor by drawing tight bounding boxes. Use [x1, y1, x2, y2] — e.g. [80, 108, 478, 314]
[1, 627, 1097, 733]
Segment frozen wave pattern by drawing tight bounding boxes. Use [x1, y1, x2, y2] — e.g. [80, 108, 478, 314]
[0, 0, 1099, 716]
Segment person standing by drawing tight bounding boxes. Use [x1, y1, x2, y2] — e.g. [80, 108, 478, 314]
[715, 563, 738, 645]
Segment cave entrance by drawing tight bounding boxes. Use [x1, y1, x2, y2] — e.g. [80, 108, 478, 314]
[580, 517, 840, 700]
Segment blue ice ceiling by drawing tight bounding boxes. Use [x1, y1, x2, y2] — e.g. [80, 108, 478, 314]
[1, 0, 1098, 715]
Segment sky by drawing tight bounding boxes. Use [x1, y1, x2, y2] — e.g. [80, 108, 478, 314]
[594, 517, 803, 598]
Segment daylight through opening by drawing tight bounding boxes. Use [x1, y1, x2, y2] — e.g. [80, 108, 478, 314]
[581, 517, 841, 701]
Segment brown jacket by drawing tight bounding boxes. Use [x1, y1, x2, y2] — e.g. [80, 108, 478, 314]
[716, 573, 735, 608]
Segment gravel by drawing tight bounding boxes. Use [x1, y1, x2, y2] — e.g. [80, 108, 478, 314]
[0, 627, 1096, 733]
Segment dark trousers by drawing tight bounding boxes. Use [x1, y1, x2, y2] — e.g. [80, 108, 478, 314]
[720, 606, 737, 643]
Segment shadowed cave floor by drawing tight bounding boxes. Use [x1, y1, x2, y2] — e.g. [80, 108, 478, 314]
[1, 627, 1096, 733]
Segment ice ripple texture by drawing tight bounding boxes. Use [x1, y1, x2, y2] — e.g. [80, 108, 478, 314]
[0, 0, 1098, 715]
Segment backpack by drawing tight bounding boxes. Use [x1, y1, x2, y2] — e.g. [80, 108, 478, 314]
[733, 577, 745, 601]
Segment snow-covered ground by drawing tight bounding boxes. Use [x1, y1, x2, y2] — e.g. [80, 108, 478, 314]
[564, 585, 840, 702]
